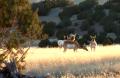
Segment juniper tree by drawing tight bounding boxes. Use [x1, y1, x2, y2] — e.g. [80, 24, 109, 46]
[0, 0, 46, 73]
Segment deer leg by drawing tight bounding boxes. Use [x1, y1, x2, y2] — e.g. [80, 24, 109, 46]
[90, 46, 93, 52]
[73, 48, 76, 52]
[73, 48, 75, 52]
[64, 48, 66, 52]
[93, 47, 95, 52]
[74, 47, 77, 52]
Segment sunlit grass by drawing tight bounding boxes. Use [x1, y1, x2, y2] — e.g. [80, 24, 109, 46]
[24, 45, 120, 77]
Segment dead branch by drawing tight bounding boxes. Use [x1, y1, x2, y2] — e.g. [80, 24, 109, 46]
[17, 46, 30, 63]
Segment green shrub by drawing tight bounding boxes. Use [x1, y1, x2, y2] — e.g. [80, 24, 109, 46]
[77, 13, 86, 20]
[101, 20, 116, 33]
[115, 36, 120, 43]
[57, 19, 72, 27]
[62, 18, 72, 27]
[32, 2, 49, 16]
[74, 22, 79, 26]
[80, 34, 90, 45]
[49, 41, 58, 47]
[67, 28, 75, 34]
[59, 7, 72, 20]
[38, 39, 50, 47]
[59, 5, 80, 20]
[32, 0, 74, 16]
[103, 37, 113, 45]
[56, 29, 68, 39]
[79, 0, 98, 11]
[93, 6, 105, 22]
[88, 28, 96, 36]
[43, 22, 56, 37]
[97, 32, 106, 44]
[77, 10, 93, 20]
[80, 19, 94, 31]
[56, 22, 65, 29]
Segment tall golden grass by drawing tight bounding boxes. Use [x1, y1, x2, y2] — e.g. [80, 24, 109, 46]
[24, 45, 120, 78]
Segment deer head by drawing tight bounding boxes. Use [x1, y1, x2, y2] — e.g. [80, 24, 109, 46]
[90, 35, 96, 41]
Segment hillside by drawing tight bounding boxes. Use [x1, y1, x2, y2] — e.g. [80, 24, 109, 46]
[32, 0, 120, 44]
[30, 0, 108, 5]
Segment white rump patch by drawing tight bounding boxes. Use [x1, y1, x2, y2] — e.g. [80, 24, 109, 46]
[66, 44, 75, 49]
[58, 40, 64, 47]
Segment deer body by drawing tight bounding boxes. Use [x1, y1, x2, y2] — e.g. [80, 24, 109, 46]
[58, 40, 88, 52]
[90, 35, 97, 52]
[63, 40, 79, 52]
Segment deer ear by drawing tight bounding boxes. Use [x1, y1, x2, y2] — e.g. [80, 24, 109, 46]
[74, 34, 76, 36]
[75, 34, 77, 37]
[94, 35, 96, 38]
[90, 35, 94, 39]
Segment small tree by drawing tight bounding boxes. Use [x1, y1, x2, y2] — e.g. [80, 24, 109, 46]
[26, 9, 43, 39]
[0, 0, 46, 76]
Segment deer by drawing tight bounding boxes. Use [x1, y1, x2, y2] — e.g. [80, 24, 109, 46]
[89, 35, 97, 52]
[58, 34, 88, 52]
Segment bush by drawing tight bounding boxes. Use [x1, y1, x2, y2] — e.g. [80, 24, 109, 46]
[53, 0, 74, 7]
[79, 0, 98, 11]
[32, 0, 74, 16]
[103, 37, 113, 46]
[49, 41, 58, 47]
[56, 29, 69, 39]
[38, 39, 50, 47]
[77, 10, 93, 20]
[59, 5, 79, 20]
[67, 28, 75, 34]
[99, 15, 118, 33]
[59, 7, 72, 20]
[38, 39, 58, 47]
[108, 1, 120, 12]
[32, 2, 49, 16]
[93, 6, 105, 22]
[74, 22, 79, 26]
[103, 22, 116, 33]
[103, 1, 112, 9]
[97, 32, 106, 44]
[77, 13, 86, 20]
[80, 34, 90, 45]
[43, 22, 56, 37]
[115, 36, 120, 43]
[57, 19, 72, 28]
[62, 19, 72, 27]
[56, 22, 65, 29]
[80, 19, 94, 31]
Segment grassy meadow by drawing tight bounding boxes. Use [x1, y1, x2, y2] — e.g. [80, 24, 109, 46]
[24, 45, 120, 78]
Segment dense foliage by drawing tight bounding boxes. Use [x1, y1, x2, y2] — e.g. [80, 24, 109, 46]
[0, 0, 44, 39]
[32, 0, 74, 16]
[37, 0, 120, 44]
[0, 0, 45, 76]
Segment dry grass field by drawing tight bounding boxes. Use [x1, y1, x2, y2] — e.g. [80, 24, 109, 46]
[24, 45, 120, 78]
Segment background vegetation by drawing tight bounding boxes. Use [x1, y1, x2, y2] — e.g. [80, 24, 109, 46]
[32, 0, 120, 44]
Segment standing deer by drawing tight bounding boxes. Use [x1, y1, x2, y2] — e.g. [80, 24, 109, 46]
[58, 34, 88, 52]
[89, 35, 97, 52]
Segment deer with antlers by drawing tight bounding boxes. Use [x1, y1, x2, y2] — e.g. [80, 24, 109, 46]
[58, 34, 88, 52]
